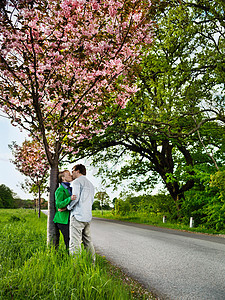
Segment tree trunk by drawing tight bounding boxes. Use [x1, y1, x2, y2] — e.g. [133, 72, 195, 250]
[47, 162, 59, 246]
[174, 194, 182, 220]
[38, 185, 41, 218]
[34, 199, 37, 213]
[164, 180, 183, 219]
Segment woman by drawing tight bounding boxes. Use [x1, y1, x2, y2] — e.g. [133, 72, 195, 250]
[53, 170, 75, 249]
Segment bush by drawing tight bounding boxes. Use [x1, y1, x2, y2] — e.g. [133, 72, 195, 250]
[181, 169, 225, 230]
[115, 199, 131, 215]
[114, 193, 176, 220]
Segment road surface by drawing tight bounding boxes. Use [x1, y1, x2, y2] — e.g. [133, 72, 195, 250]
[91, 218, 225, 300]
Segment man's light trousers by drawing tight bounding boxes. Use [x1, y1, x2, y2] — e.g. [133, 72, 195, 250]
[69, 215, 95, 260]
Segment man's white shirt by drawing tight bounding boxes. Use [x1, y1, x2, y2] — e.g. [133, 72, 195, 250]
[67, 175, 95, 222]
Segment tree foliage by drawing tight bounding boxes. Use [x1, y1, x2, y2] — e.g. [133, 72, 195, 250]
[114, 193, 177, 218]
[10, 140, 49, 217]
[74, 0, 225, 220]
[0, 184, 15, 208]
[94, 191, 111, 211]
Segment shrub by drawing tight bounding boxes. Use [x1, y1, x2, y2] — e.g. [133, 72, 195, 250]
[115, 199, 131, 215]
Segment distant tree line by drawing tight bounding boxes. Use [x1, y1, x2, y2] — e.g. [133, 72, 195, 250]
[0, 184, 47, 209]
[113, 179, 225, 231]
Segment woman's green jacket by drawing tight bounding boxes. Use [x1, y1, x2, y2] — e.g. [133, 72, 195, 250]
[53, 184, 71, 225]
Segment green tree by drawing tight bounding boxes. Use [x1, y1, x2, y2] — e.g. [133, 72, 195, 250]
[0, 184, 15, 208]
[180, 0, 225, 123]
[10, 140, 49, 218]
[204, 170, 225, 230]
[92, 200, 101, 211]
[74, 0, 225, 219]
[94, 191, 111, 214]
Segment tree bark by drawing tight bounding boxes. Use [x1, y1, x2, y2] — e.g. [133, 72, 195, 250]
[47, 162, 59, 246]
[38, 185, 41, 218]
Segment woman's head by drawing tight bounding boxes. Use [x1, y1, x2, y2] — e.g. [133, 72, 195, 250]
[59, 170, 73, 183]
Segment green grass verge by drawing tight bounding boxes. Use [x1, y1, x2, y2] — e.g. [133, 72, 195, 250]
[92, 210, 225, 236]
[0, 209, 154, 300]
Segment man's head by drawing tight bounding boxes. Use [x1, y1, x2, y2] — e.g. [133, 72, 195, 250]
[72, 164, 86, 179]
[59, 170, 73, 183]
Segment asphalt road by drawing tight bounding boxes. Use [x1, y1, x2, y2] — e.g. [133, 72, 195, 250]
[91, 218, 225, 300]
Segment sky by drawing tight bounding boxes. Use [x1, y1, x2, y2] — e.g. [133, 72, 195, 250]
[0, 114, 119, 201]
[0, 115, 29, 199]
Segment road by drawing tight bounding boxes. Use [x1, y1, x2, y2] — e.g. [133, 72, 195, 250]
[91, 218, 225, 300]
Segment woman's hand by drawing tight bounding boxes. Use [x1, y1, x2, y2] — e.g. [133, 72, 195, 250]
[58, 195, 76, 212]
[58, 207, 67, 212]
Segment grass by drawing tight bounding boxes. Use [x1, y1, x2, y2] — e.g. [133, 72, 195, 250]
[92, 210, 225, 236]
[0, 209, 155, 300]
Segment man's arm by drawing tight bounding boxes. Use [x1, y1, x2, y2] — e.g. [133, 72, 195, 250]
[67, 180, 81, 211]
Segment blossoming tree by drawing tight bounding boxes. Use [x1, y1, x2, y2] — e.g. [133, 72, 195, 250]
[0, 0, 154, 244]
[10, 140, 49, 218]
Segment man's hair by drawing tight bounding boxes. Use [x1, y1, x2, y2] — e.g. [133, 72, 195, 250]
[58, 170, 69, 183]
[72, 164, 86, 175]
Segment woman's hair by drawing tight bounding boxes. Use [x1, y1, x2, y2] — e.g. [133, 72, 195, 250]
[72, 164, 86, 175]
[58, 170, 69, 183]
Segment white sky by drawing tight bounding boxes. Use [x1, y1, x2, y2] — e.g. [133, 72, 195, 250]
[0, 115, 29, 199]
[0, 115, 120, 201]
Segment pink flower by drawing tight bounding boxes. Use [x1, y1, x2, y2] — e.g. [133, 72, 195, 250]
[0, 0, 154, 169]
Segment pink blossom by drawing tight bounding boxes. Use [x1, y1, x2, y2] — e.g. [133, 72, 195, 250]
[0, 0, 154, 168]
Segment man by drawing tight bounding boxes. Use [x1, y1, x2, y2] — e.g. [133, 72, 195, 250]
[53, 170, 75, 249]
[67, 164, 95, 260]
